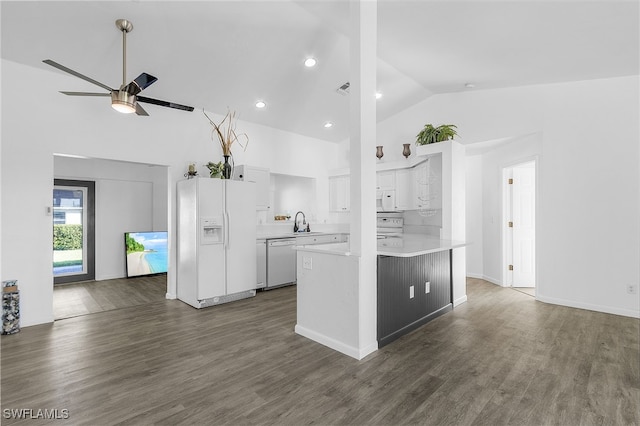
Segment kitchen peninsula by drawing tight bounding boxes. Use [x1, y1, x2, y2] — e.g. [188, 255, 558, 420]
[294, 234, 466, 358]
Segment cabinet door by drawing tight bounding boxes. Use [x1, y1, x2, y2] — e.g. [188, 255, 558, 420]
[238, 166, 270, 211]
[414, 162, 431, 209]
[329, 176, 350, 212]
[376, 171, 395, 190]
[395, 168, 414, 210]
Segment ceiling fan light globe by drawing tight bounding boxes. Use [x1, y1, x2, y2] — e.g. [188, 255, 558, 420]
[111, 91, 137, 114]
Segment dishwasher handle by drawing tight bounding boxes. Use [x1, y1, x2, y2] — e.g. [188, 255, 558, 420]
[268, 239, 297, 247]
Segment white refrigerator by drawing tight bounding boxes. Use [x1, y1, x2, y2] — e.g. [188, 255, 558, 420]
[177, 178, 257, 308]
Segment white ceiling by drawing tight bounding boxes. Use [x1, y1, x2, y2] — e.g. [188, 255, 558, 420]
[2, 1, 638, 143]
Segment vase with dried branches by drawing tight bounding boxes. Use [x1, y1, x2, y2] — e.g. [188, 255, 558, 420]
[203, 109, 249, 179]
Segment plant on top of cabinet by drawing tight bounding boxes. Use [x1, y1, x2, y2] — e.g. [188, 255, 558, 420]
[415, 124, 458, 145]
[203, 108, 249, 179]
[205, 161, 224, 178]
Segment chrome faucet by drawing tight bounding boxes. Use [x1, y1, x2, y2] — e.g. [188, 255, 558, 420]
[293, 211, 309, 233]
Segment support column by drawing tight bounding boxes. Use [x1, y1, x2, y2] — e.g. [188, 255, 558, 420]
[350, 0, 378, 357]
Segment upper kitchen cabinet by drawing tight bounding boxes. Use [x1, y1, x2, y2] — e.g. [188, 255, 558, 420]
[395, 168, 415, 210]
[376, 171, 395, 191]
[329, 175, 350, 212]
[235, 165, 270, 210]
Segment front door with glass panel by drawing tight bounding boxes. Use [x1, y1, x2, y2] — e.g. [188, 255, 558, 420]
[53, 179, 95, 284]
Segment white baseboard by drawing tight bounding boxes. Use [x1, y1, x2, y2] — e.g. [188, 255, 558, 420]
[466, 273, 503, 287]
[536, 295, 640, 319]
[21, 313, 54, 327]
[453, 295, 468, 307]
[294, 324, 377, 360]
[165, 293, 176, 300]
[95, 273, 125, 281]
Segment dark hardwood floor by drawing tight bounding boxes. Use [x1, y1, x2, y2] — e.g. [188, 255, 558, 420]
[53, 275, 167, 320]
[2, 278, 638, 425]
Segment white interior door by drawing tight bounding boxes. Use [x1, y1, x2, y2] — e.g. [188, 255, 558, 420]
[511, 163, 536, 287]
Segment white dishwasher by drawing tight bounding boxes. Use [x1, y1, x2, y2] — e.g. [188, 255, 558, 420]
[266, 238, 297, 289]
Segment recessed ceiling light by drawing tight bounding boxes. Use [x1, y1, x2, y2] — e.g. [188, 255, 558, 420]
[375, 92, 383, 100]
[464, 83, 476, 88]
[324, 121, 333, 128]
[255, 100, 266, 108]
[304, 57, 317, 67]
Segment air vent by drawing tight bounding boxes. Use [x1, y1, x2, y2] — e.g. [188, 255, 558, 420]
[336, 81, 350, 96]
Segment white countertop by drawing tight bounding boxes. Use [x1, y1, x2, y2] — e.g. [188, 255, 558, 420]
[376, 234, 466, 257]
[294, 234, 466, 257]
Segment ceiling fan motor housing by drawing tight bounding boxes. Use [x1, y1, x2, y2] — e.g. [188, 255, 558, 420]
[111, 90, 136, 113]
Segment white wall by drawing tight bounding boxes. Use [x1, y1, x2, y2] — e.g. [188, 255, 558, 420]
[55, 156, 168, 280]
[465, 155, 483, 277]
[1, 59, 340, 326]
[376, 76, 639, 318]
[478, 134, 542, 285]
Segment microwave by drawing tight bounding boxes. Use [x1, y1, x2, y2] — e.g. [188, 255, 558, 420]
[376, 190, 395, 212]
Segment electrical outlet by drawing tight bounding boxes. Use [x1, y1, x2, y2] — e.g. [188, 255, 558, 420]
[627, 284, 637, 294]
[302, 257, 312, 270]
[425, 281, 430, 293]
[409, 285, 414, 299]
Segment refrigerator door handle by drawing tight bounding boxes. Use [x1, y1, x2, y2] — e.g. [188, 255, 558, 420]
[224, 210, 230, 249]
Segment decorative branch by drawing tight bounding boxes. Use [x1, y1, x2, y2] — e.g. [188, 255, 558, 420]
[203, 109, 249, 156]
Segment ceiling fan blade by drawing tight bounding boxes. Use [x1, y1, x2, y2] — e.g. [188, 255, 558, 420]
[60, 91, 111, 97]
[137, 96, 194, 112]
[124, 73, 158, 96]
[135, 103, 149, 116]
[43, 59, 114, 92]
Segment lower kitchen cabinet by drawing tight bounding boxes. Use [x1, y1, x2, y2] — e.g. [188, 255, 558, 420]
[256, 239, 266, 289]
[377, 250, 452, 347]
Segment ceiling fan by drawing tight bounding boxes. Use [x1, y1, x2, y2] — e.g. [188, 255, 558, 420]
[43, 19, 194, 116]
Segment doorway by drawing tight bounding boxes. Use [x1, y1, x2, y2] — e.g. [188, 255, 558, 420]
[53, 179, 95, 284]
[503, 161, 536, 290]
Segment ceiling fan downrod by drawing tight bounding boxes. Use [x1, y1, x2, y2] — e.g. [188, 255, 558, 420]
[115, 19, 133, 88]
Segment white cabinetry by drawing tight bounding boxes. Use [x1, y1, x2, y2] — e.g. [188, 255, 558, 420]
[376, 171, 395, 190]
[329, 175, 350, 212]
[395, 168, 414, 210]
[235, 165, 270, 211]
[414, 161, 432, 209]
[256, 239, 266, 289]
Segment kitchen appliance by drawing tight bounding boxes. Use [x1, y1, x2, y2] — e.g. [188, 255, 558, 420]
[376, 190, 396, 212]
[266, 238, 297, 289]
[177, 178, 256, 308]
[377, 212, 403, 238]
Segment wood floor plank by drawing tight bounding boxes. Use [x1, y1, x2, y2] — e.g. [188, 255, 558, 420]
[2, 277, 638, 425]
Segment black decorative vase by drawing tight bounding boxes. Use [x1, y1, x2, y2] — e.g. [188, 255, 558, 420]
[222, 155, 232, 179]
[402, 143, 411, 158]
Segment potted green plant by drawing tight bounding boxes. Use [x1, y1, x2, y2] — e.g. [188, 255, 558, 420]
[415, 124, 458, 145]
[205, 161, 224, 178]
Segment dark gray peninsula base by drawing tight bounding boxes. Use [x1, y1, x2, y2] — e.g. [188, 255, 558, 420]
[377, 249, 453, 348]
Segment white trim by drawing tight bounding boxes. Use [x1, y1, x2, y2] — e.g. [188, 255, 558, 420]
[466, 273, 503, 287]
[536, 295, 640, 319]
[294, 324, 377, 360]
[165, 292, 176, 300]
[466, 272, 484, 279]
[483, 275, 503, 286]
[453, 295, 468, 307]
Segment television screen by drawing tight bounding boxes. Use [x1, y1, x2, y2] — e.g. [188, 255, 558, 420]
[124, 231, 168, 278]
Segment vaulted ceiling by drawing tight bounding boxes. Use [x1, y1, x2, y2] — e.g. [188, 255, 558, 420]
[2, 1, 638, 143]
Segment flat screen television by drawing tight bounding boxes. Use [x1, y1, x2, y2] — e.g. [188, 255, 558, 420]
[124, 231, 168, 278]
